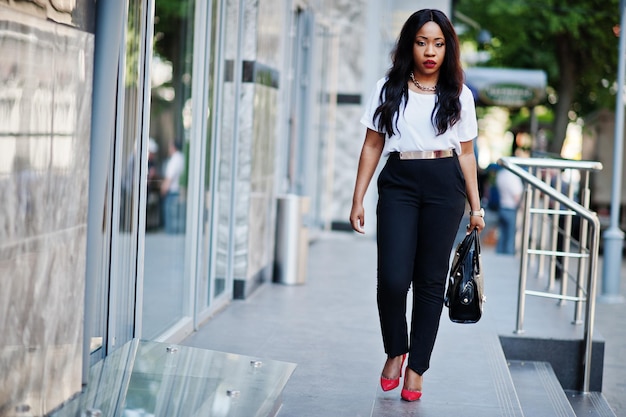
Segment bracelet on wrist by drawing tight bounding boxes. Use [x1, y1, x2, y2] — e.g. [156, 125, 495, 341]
[469, 208, 485, 218]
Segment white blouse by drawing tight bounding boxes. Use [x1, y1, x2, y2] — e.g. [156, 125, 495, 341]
[360, 77, 478, 157]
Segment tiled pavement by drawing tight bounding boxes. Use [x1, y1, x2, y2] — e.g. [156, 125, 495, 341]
[181, 230, 626, 416]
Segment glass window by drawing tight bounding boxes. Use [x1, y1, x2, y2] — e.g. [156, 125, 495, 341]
[142, 0, 196, 339]
[197, 0, 227, 314]
[104, 0, 148, 352]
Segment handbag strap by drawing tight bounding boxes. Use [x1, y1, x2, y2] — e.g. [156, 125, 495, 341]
[473, 229, 481, 254]
[471, 229, 481, 273]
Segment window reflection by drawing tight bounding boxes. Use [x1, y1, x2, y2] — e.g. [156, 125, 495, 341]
[107, 0, 145, 351]
[142, 0, 195, 339]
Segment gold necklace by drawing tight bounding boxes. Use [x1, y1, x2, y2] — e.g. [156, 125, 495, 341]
[410, 72, 437, 92]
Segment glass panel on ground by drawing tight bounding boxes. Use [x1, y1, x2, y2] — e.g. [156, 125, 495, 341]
[50, 339, 297, 417]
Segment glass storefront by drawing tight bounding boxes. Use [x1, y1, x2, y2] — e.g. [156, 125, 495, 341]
[85, 0, 333, 373]
[85, 0, 335, 359]
[90, 0, 230, 348]
[91, 0, 230, 352]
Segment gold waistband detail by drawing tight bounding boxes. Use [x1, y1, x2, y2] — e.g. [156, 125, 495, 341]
[398, 149, 454, 160]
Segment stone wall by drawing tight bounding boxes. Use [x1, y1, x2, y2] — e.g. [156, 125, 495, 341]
[0, 4, 94, 416]
[0, 0, 94, 31]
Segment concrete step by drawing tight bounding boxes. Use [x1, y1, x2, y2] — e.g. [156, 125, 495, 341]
[507, 360, 617, 417]
[508, 360, 577, 417]
[564, 390, 617, 417]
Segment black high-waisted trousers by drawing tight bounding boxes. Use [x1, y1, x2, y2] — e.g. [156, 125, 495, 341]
[376, 152, 466, 375]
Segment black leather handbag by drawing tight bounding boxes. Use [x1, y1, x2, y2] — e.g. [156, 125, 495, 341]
[445, 229, 485, 323]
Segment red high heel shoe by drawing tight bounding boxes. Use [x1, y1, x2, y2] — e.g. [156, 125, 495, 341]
[380, 354, 406, 391]
[401, 387, 422, 401]
[401, 369, 423, 401]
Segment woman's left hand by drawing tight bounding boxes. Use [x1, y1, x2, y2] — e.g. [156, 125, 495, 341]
[467, 216, 485, 234]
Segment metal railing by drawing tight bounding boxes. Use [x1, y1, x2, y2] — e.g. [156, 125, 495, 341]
[498, 156, 603, 393]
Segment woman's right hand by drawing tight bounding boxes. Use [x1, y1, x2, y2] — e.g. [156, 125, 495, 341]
[350, 203, 365, 234]
[349, 128, 384, 235]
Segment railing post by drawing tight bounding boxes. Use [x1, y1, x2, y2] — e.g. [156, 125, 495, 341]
[559, 174, 576, 304]
[574, 171, 592, 324]
[548, 172, 562, 290]
[601, 0, 626, 304]
[583, 219, 601, 393]
[538, 169, 551, 277]
[530, 167, 542, 267]
[515, 183, 533, 334]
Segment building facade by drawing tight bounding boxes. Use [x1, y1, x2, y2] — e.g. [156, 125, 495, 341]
[0, 0, 449, 414]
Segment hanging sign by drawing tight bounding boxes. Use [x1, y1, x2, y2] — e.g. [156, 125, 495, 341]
[465, 67, 547, 108]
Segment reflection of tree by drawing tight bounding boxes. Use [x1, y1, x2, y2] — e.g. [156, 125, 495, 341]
[152, 0, 194, 145]
[125, 5, 141, 86]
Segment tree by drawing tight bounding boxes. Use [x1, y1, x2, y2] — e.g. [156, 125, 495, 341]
[153, 0, 194, 143]
[454, 0, 620, 154]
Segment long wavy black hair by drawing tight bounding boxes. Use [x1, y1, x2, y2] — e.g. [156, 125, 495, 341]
[373, 9, 464, 136]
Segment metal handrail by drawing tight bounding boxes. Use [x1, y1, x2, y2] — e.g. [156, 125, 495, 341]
[498, 156, 603, 393]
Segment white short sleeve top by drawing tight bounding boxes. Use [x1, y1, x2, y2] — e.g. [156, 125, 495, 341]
[360, 77, 478, 156]
[165, 150, 185, 193]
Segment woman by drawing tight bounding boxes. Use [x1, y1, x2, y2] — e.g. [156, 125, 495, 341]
[349, 9, 485, 401]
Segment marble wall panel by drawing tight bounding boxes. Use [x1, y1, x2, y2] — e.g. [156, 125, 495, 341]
[256, 0, 284, 69]
[233, 82, 254, 280]
[216, 0, 241, 284]
[0, 230, 86, 416]
[332, 104, 366, 221]
[0, 5, 94, 416]
[323, 0, 369, 228]
[214, 0, 244, 284]
[247, 84, 278, 279]
[326, 0, 367, 92]
[241, 0, 258, 61]
[241, 0, 285, 284]
[0, 0, 95, 31]
[214, 79, 235, 281]
[225, 0, 283, 285]
[223, 0, 240, 60]
[215, 0, 265, 285]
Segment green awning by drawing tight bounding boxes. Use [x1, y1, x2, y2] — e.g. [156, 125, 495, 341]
[465, 67, 547, 108]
